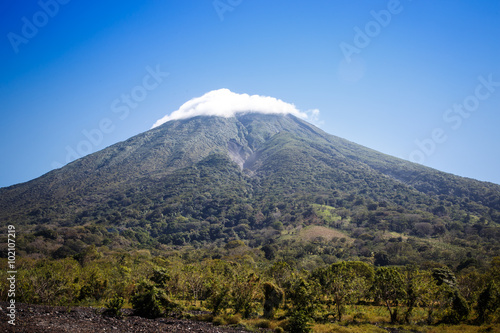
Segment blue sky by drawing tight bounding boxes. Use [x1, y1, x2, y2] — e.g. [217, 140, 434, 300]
[1, 0, 499, 188]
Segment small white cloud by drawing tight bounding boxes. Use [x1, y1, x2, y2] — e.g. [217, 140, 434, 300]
[152, 89, 318, 128]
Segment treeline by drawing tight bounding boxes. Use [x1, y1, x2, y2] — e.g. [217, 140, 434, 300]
[11, 199, 500, 272]
[1, 246, 499, 332]
[3, 149, 500, 267]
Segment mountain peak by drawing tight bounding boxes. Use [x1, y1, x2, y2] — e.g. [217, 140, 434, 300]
[151, 89, 319, 128]
[1, 110, 500, 267]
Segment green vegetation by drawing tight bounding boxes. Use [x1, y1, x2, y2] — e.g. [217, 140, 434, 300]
[1, 249, 499, 331]
[1, 113, 500, 331]
[1, 114, 499, 270]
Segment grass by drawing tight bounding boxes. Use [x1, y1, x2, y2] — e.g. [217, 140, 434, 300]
[424, 324, 500, 333]
[312, 204, 342, 223]
[311, 323, 387, 333]
[382, 231, 409, 241]
[243, 318, 281, 330]
[309, 322, 500, 333]
[169, 302, 500, 333]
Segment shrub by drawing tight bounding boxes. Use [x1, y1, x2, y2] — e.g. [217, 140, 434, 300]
[441, 291, 469, 324]
[104, 296, 125, 317]
[78, 271, 108, 302]
[130, 280, 181, 318]
[352, 312, 368, 323]
[476, 281, 500, 324]
[207, 282, 231, 316]
[196, 313, 214, 322]
[226, 314, 242, 325]
[263, 282, 284, 319]
[287, 309, 312, 333]
[130, 282, 164, 318]
[212, 315, 227, 326]
[255, 319, 272, 328]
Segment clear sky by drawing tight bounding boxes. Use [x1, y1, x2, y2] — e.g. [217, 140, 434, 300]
[1, 0, 499, 188]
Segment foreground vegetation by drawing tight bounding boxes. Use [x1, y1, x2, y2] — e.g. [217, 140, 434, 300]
[1, 243, 498, 332]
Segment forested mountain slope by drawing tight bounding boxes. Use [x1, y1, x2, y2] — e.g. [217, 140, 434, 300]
[1, 113, 499, 267]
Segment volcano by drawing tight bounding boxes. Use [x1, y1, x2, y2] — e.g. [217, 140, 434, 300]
[1, 112, 499, 264]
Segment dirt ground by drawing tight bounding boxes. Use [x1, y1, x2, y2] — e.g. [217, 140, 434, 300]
[0, 302, 257, 333]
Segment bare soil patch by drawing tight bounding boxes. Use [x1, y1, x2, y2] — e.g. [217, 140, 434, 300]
[300, 225, 352, 242]
[0, 302, 256, 333]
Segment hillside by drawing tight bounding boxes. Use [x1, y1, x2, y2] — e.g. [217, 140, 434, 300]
[1, 113, 499, 267]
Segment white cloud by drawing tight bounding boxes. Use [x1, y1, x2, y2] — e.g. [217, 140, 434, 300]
[152, 88, 319, 128]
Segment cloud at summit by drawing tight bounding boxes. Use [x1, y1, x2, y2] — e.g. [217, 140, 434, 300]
[152, 89, 319, 128]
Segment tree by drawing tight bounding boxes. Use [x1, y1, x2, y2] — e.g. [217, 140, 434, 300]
[263, 282, 284, 319]
[261, 244, 277, 260]
[74, 245, 101, 267]
[457, 267, 485, 305]
[432, 267, 457, 288]
[287, 277, 320, 326]
[428, 266, 469, 324]
[476, 281, 500, 324]
[232, 272, 260, 318]
[78, 270, 108, 302]
[206, 278, 231, 316]
[130, 280, 168, 318]
[373, 267, 405, 323]
[18, 258, 79, 305]
[182, 265, 205, 305]
[374, 252, 390, 266]
[425, 280, 453, 325]
[268, 261, 294, 307]
[286, 277, 319, 333]
[444, 290, 469, 324]
[204, 260, 235, 315]
[402, 266, 433, 323]
[315, 261, 372, 321]
[288, 308, 312, 333]
[104, 296, 125, 317]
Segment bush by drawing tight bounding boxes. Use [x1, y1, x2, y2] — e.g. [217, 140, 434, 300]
[352, 312, 368, 323]
[287, 309, 312, 333]
[442, 291, 469, 324]
[255, 319, 272, 328]
[78, 271, 108, 302]
[207, 283, 230, 316]
[131, 282, 164, 318]
[104, 296, 125, 317]
[263, 282, 284, 319]
[212, 314, 242, 326]
[212, 315, 227, 326]
[226, 314, 242, 325]
[476, 281, 500, 324]
[196, 313, 214, 322]
[130, 280, 181, 318]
